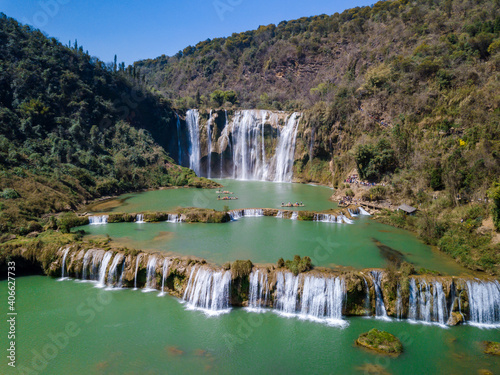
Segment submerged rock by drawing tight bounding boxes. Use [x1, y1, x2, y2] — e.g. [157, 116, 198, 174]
[355, 363, 392, 375]
[356, 329, 403, 356]
[483, 341, 500, 356]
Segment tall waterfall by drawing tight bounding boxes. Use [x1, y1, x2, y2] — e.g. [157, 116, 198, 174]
[59, 248, 70, 280]
[96, 251, 113, 288]
[231, 110, 271, 180]
[143, 256, 157, 292]
[183, 267, 232, 315]
[370, 271, 389, 320]
[181, 109, 301, 181]
[273, 112, 300, 182]
[207, 110, 213, 179]
[248, 270, 269, 311]
[186, 109, 201, 175]
[82, 250, 105, 281]
[274, 272, 300, 315]
[106, 253, 124, 288]
[466, 280, 500, 326]
[299, 276, 346, 326]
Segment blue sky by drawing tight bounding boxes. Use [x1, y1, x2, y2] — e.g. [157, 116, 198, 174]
[1, 0, 374, 65]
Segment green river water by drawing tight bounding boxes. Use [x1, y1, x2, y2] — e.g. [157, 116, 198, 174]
[1, 277, 499, 375]
[3, 180, 498, 375]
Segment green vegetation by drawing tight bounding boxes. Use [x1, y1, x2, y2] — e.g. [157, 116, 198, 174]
[0, 14, 216, 235]
[278, 255, 313, 275]
[483, 341, 500, 356]
[230, 260, 253, 279]
[356, 329, 403, 356]
[488, 182, 500, 231]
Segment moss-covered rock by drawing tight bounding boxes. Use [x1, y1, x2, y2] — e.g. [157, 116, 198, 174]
[483, 341, 500, 356]
[447, 312, 464, 326]
[356, 329, 403, 356]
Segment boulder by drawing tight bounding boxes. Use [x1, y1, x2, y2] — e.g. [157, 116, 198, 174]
[483, 341, 500, 356]
[356, 329, 403, 356]
[446, 312, 464, 326]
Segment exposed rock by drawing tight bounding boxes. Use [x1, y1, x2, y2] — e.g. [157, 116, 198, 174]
[483, 341, 500, 356]
[447, 312, 464, 326]
[356, 329, 403, 356]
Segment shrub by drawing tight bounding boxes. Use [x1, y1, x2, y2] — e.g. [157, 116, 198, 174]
[0, 188, 20, 199]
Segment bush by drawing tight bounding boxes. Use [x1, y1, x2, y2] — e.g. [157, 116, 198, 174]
[0, 188, 20, 199]
[284, 255, 312, 275]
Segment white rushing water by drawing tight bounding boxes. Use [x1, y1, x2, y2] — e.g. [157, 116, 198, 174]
[407, 278, 449, 325]
[299, 276, 347, 326]
[313, 214, 340, 223]
[96, 251, 113, 288]
[273, 112, 300, 182]
[59, 248, 70, 280]
[290, 212, 298, 221]
[466, 280, 500, 327]
[183, 267, 232, 316]
[369, 270, 389, 320]
[206, 110, 213, 179]
[133, 254, 142, 290]
[276, 210, 284, 218]
[143, 256, 157, 292]
[243, 209, 264, 217]
[229, 210, 243, 221]
[274, 272, 300, 316]
[106, 253, 124, 289]
[186, 109, 201, 175]
[159, 259, 171, 297]
[89, 215, 108, 225]
[359, 207, 371, 216]
[182, 109, 301, 181]
[136, 214, 144, 223]
[247, 270, 269, 311]
[166, 214, 182, 223]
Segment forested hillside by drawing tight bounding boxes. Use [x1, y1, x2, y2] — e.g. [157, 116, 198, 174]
[0, 14, 213, 234]
[136, 0, 500, 274]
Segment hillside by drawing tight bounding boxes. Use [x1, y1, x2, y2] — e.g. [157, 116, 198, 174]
[136, 0, 500, 274]
[0, 14, 214, 235]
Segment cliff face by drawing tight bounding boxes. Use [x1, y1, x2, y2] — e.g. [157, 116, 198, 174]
[3, 244, 499, 326]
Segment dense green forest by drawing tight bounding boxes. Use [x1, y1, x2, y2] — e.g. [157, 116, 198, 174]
[0, 14, 213, 235]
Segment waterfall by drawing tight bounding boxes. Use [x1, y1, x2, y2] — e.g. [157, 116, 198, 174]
[143, 256, 157, 292]
[363, 277, 371, 315]
[341, 215, 354, 224]
[248, 270, 269, 311]
[183, 267, 232, 315]
[348, 208, 359, 217]
[299, 276, 347, 326]
[276, 211, 284, 218]
[133, 254, 142, 290]
[106, 253, 124, 288]
[59, 248, 70, 280]
[206, 111, 213, 178]
[82, 251, 92, 280]
[466, 280, 500, 326]
[96, 251, 113, 288]
[273, 112, 300, 182]
[396, 283, 403, 319]
[117, 261, 125, 288]
[243, 209, 264, 217]
[314, 214, 339, 223]
[359, 207, 371, 216]
[229, 210, 243, 221]
[290, 212, 298, 220]
[408, 278, 450, 325]
[274, 272, 300, 315]
[176, 114, 182, 165]
[231, 110, 270, 180]
[166, 214, 182, 223]
[136, 214, 144, 223]
[369, 271, 389, 320]
[89, 215, 108, 225]
[159, 259, 171, 296]
[186, 109, 201, 175]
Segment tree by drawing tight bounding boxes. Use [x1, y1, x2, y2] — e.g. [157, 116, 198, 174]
[488, 182, 500, 231]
